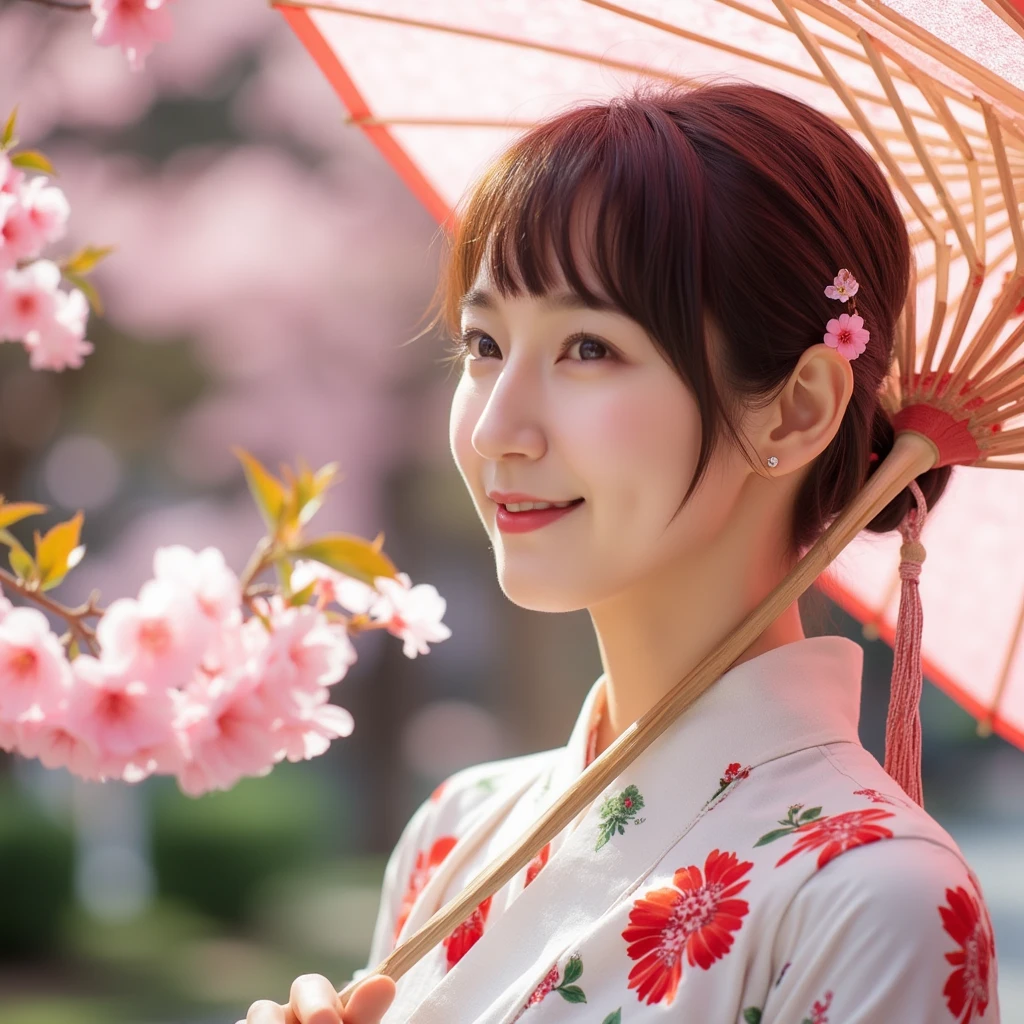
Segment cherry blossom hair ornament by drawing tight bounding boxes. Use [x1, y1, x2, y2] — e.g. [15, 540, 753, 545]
[823, 268, 870, 361]
[766, 267, 929, 806]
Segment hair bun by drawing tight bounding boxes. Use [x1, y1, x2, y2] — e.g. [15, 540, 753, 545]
[863, 401, 953, 534]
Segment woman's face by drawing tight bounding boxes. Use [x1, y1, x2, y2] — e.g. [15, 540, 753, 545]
[449, 240, 751, 614]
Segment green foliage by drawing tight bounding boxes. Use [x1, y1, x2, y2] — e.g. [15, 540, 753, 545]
[150, 764, 336, 925]
[0, 782, 74, 959]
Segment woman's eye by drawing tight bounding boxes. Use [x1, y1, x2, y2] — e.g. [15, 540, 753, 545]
[457, 330, 613, 362]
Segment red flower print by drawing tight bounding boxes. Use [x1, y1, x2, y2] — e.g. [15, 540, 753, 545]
[515, 965, 560, 1020]
[443, 894, 493, 970]
[940, 884, 994, 1023]
[393, 834, 457, 942]
[622, 849, 753, 1006]
[775, 809, 895, 870]
[525, 841, 551, 887]
[723, 762, 750, 785]
[853, 787, 897, 805]
[704, 762, 752, 807]
[802, 990, 833, 1024]
[430, 777, 448, 802]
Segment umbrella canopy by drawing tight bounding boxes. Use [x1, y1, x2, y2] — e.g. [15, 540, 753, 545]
[273, 0, 1024, 992]
[277, 0, 1024, 749]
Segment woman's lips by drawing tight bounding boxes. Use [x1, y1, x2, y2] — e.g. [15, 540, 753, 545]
[495, 498, 585, 534]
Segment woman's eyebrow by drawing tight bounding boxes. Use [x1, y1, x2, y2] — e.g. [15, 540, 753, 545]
[459, 288, 618, 314]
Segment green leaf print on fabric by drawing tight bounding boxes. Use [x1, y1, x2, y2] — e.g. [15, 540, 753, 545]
[559, 985, 587, 1003]
[563, 954, 583, 985]
[595, 785, 645, 850]
[601, 1011, 622, 1024]
[514, 954, 589, 1020]
[754, 804, 822, 846]
[742, 1009, 763, 1024]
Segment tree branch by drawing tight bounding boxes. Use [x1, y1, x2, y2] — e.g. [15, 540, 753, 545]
[0, 566, 102, 655]
[16, 0, 92, 11]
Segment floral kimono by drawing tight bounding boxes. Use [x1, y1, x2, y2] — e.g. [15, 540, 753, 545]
[356, 636, 999, 1023]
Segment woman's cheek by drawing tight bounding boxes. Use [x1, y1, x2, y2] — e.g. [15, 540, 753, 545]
[449, 380, 481, 490]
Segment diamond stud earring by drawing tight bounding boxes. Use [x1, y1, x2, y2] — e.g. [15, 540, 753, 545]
[766, 456, 779, 468]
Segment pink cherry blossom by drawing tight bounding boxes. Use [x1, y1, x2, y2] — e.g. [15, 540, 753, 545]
[0, 154, 25, 197]
[91, 0, 176, 72]
[823, 312, 870, 361]
[275, 699, 355, 764]
[25, 287, 95, 372]
[176, 673, 280, 797]
[96, 577, 209, 690]
[824, 268, 859, 302]
[153, 544, 242, 626]
[18, 176, 70, 247]
[291, 559, 377, 614]
[0, 607, 72, 722]
[370, 572, 452, 659]
[0, 583, 11, 622]
[16, 706, 103, 780]
[0, 260, 62, 342]
[64, 654, 182, 778]
[0, 196, 47, 269]
[0, 721, 16, 753]
[254, 596, 357, 716]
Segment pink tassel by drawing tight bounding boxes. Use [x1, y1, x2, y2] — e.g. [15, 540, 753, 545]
[883, 479, 928, 806]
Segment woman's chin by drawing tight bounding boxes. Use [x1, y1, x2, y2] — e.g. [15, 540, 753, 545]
[496, 575, 589, 614]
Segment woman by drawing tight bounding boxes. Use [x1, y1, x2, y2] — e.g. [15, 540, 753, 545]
[242, 82, 999, 1023]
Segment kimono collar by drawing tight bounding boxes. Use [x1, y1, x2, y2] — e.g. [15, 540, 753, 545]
[400, 635, 865, 1023]
[556, 634, 864, 792]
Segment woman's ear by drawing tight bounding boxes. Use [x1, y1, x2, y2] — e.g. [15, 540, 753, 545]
[757, 343, 855, 474]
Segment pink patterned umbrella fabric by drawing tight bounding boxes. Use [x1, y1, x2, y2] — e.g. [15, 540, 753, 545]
[274, 0, 1024, 750]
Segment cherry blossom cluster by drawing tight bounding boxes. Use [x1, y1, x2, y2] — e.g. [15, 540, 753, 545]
[90, 0, 176, 72]
[0, 547, 451, 796]
[0, 152, 94, 372]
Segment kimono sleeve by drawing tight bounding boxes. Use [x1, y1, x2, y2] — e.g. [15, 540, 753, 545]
[755, 838, 999, 1024]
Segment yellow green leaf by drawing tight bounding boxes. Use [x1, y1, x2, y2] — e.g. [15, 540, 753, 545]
[0, 501, 48, 531]
[11, 150, 56, 176]
[67, 637, 81, 661]
[34, 510, 85, 590]
[290, 534, 397, 587]
[62, 245, 115, 277]
[274, 556, 292, 597]
[288, 579, 318, 607]
[2, 107, 17, 150]
[7, 538, 35, 582]
[295, 459, 340, 526]
[234, 447, 286, 532]
[64, 272, 104, 317]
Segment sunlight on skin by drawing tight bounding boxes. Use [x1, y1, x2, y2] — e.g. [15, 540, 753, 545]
[448, 192, 854, 759]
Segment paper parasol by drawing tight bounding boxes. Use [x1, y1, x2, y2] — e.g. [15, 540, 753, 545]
[274, 0, 1024, 995]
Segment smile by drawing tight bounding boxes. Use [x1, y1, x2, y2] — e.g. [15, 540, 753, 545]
[495, 498, 585, 534]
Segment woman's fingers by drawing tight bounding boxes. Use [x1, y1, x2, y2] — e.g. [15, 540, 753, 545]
[290, 973, 345, 1024]
[242, 999, 296, 1024]
[341, 974, 396, 1024]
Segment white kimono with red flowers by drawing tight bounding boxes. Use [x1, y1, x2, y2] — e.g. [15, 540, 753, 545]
[357, 637, 1000, 1023]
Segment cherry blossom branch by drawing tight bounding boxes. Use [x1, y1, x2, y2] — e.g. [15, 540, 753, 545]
[17, 0, 91, 11]
[0, 566, 102, 655]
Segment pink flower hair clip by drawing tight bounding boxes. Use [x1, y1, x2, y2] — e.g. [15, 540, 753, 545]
[823, 268, 869, 361]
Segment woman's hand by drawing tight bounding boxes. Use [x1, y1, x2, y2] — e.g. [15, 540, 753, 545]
[238, 972, 396, 1024]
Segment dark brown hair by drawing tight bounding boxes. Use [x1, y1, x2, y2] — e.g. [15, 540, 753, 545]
[424, 80, 952, 558]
